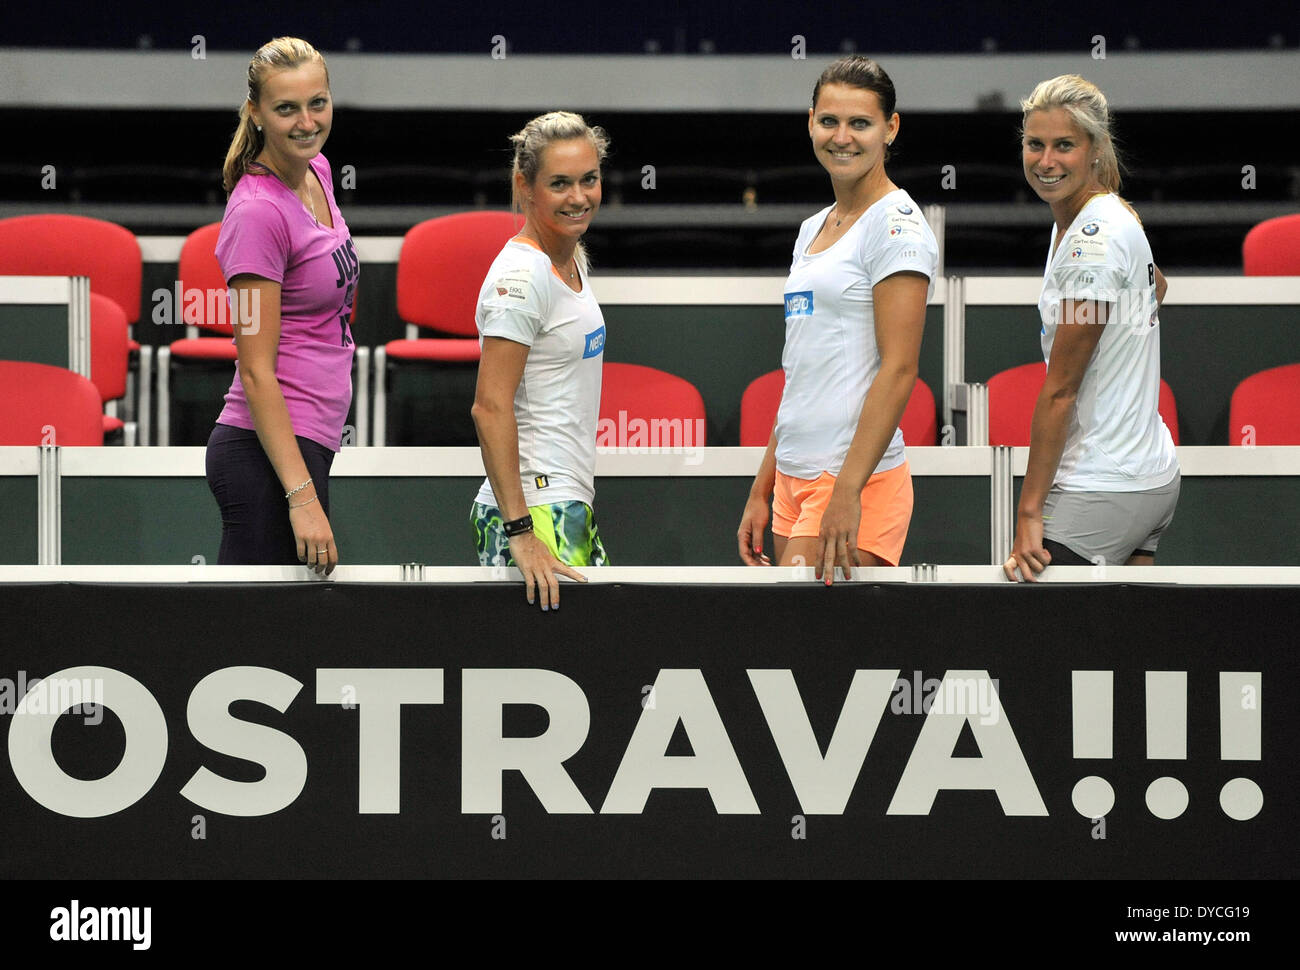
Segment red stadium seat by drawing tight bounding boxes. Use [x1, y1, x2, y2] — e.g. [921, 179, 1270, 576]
[988, 361, 1180, 446]
[1243, 214, 1300, 276]
[1229, 363, 1300, 444]
[739, 369, 939, 447]
[390, 211, 518, 356]
[0, 214, 145, 437]
[900, 377, 939, 447]
[0, 361, 104, 446]
[739, 370, 784, 447]
[0, 214, 142, 323]
[156, 223, 236, 444]
[376, 211, 522, 444]
[600, 363, 707, 447]
[90, 293, 130, 443]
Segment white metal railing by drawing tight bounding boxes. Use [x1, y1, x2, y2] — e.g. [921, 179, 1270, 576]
[0, 564, 1297, 586]
[2, 445, 1297, 568]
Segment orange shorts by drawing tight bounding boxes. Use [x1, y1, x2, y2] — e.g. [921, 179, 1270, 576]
[772, 461, 913, 567]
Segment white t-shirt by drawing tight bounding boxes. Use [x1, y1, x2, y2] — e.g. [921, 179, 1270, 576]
[775, 189, 938, 479]
[474, 240, 606, 508]
[1039, 193, 1178, 491]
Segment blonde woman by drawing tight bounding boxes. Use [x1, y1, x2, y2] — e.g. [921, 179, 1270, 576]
[206, 36, 357, 576]
[1004, 75, 1178, 582]
[471, 112, 611, 610]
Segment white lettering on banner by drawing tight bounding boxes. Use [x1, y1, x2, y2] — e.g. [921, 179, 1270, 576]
[179, 666, 307, 817]
[888, 670, 1047, 815]
[314, 669, 445, 813]
[8, 666, 1061, 818]
[8, 666, 167, 818]
[49, 900, 151, 950]
[602, 669, 759, 814]
[461, 669, 594, 814]
[749, 669, 900, 814]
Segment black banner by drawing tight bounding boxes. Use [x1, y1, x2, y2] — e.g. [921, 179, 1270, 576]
[1, 582, 1295, 881]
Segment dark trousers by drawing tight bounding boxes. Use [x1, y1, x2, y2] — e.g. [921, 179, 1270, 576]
[206, 423, 335, 565]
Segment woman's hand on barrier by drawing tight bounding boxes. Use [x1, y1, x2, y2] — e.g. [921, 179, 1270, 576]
[816, 490, 861, 585]
[508, 532, 586, 610]
[1005, 511, 1051, 583]
[291, 499, 338, 576]
[738, 495, 773, 565]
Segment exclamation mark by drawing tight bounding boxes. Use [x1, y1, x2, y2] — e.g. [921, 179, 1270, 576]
[1145, 671, 1189, 819]
[1219, 672, 1263, 821]
[1070, 670, 1114, 818]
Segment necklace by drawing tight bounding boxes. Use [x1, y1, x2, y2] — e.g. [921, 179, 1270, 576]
[832, 202, 866, 229]
[514, 233, 577, 282]
[258, 158, 317, 223]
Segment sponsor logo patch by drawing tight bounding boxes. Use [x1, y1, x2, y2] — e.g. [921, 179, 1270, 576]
[583, 325, 606, 359]
[492, 275, 530, 301]
[887, 211, 921, 238]
[784, 290, 814, 317]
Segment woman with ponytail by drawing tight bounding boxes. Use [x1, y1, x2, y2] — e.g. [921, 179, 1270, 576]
[206, 37, 357, 575]
[737, 56, 938, 584]
[1004, 75, 1179, 581]
[470, 112, 611, 610]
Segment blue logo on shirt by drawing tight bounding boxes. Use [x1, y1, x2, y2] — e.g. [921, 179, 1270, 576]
[896, 204, 914, 215]
[784, 291, 814, 317]
[1082, 222, 1099, 236]
[583, 325, 606, 359]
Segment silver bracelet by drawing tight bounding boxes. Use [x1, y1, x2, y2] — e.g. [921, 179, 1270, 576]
[289, 494, 319, 511]
[285, 477, 313, 501]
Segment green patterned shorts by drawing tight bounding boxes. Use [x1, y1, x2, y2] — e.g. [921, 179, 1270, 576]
[471, 500, 611, 567]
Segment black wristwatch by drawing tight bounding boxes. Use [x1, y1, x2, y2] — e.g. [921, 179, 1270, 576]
[502, 515, 534, 537]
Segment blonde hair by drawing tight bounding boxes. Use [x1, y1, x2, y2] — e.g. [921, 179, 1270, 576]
[222, 37, 329, 194]
[1021, 74, 1124, 194]
[509, 111, 610, 274]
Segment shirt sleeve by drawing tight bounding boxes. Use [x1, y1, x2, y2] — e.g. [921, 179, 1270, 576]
[863, 202, 938, 283]
[479, 260, 550, 346]
[215, 197, 292, 285]
[1049, 217, 1129, 302]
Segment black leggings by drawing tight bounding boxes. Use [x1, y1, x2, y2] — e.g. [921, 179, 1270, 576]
[206, 423, 335, 565]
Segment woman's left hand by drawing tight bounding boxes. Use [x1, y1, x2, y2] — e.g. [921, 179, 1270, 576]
[816, 489, 861, 585]
[1005, 510, 1052, 582]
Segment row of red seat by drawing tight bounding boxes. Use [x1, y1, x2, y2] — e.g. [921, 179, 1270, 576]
[739, 364, 1300, 448]
[1, 212, 1299, 446]
[7, 353, 1296, 448]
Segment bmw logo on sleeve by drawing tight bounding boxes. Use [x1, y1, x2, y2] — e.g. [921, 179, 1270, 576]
[1082, 222, 1099, 236]
[583, 325, 606, 359]
[896, 204, 914, 215]
[784, 291, 814, 318]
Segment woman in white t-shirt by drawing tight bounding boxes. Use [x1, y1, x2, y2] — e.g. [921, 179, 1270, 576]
[471, 112, 611, 610]
[738, 56, 939, 584]
[1004, 75, 1179, 582]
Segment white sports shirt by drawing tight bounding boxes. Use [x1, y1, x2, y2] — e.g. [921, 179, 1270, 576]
[1039, 193, 1178, 491]
[775, 189, 938, 479]
[474, 239, 606, 508]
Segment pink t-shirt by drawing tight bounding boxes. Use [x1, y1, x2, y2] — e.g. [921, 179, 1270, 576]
[215, 153, 357, 451]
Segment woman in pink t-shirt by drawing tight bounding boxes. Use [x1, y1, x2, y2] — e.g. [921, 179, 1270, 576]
[205, 37, 357, 575]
